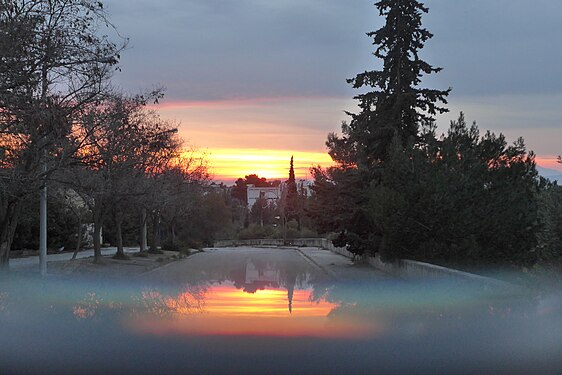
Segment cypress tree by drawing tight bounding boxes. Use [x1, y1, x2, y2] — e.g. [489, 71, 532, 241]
[285, 156, 299, 224]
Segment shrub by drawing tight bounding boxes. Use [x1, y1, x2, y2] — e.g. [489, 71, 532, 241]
[184, 239, 203, 250]
[238, 224, 275, 240]
[161, 239, 181, 252]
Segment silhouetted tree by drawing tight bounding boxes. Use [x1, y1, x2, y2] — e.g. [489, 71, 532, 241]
[313, 0, 448, 256]
[285, 156, 300, 228]
[369, 113, 540, 266]
[147, 151, 209, 250]
[0, 0, 122, 269]
[59, 92, 179, 262]
[331, 0, 450, 170]
[536, 180, 562, 262]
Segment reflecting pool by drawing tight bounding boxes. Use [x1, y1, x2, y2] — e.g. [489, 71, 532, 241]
[1, 248, 561, 374]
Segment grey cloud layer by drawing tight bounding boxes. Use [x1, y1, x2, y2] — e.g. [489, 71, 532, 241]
[106, 0, 562, 101]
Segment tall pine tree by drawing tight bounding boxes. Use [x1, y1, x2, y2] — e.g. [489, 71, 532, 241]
[314, 0, 449, 256]
[329, 0, 450, 170]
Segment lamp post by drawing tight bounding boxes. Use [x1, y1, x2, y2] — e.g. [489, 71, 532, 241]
[39, 153, 47, 276]
[274, 215, 286, 244]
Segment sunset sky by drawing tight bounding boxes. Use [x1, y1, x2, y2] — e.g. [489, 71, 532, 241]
[105, 0, 562, 182]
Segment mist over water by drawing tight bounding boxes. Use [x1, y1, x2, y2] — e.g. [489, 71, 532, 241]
[1, 260, 561, 374]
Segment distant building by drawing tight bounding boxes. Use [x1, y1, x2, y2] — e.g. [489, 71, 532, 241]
[245, 180, 313, 208]
[296, 179, 313, 196]
[245, 261, 280, 286]
[247, 185, 280, 208]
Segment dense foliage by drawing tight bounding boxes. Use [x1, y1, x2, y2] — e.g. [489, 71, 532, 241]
[536, 181, 562, 262]
[312, 0, 449, 256]
[310, 0, 547, 267]
[334, 0, 450, 169]
[369, 114, 540, 266]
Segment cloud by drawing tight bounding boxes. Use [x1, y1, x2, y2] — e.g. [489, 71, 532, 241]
[423, 0, 562, 96]
[107, 0, 562, 101]
[106, 0, 373, 100]
[103, 0, 562, 159]
[155, 96, 355, 151]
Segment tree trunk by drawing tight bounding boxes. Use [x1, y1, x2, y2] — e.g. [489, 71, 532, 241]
[149, 211, 162, 253]
[93, 205, 103, 263]
[113, 211, 127, 260]
[282, 215, 288, 245]
[140, 208, 147, 252]
[0, 201, 21, 272]
[0, 240, 10, 272]
[71, 215, 83, 260]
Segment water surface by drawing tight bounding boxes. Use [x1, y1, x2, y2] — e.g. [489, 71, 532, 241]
[1, 248, 561, 374]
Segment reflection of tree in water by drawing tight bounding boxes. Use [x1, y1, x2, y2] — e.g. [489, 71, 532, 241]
[72, 289, 130, 320]
[166, 286, 206, 315]
[71, 284, 207, 320]
[135, 285, 207, 318]
[229, 258, 278, 293]
[136, 288, 169, 317]
[234, 256, 313, 313]
[73, 292, 101, 320]
[180, 251, 317, 313]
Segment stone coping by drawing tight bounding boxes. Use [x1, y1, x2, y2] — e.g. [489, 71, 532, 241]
[215, 238, 517, 290]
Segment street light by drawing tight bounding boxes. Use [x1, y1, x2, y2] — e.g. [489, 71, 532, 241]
[39, 153, 47, 276]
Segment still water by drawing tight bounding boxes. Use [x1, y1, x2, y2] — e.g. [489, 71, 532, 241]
[1, 248, 561, 374]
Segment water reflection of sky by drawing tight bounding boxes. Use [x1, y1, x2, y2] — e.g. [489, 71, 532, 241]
[1, 250, 562, 373]
[129, 281, 355, 338]
[127, 255, 354, 338]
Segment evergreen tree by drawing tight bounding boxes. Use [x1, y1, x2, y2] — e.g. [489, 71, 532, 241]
[285, 156, 300, 228]
[311, 1, 541, 266]
[285, 157, 298, 211]
[314, 0, 448, 256]
[536, 180, 562, 262]
[330, 0, 449, 169]
[369, 113, 540, 266]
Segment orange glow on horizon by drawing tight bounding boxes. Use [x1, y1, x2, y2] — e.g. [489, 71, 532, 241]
[198, 148, 335, 182]
[149, 97, 560, 181]
[535, 156, 562, 172]
[196, 149, 561, 183]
